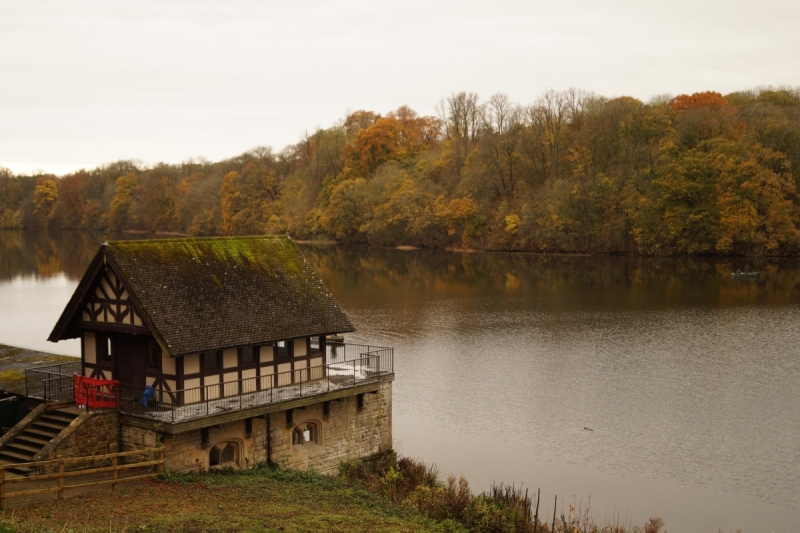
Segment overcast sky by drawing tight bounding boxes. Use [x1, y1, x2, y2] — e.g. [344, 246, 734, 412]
[2, 0, 799, 176]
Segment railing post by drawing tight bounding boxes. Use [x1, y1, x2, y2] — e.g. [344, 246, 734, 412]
[112, 455, 118, 491]
[58, 460, 65, 500]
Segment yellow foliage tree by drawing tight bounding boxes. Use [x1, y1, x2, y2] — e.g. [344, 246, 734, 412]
[33, 179, 59, 229]
[108, 173, 140, 232]
[716, 145, 797, 254]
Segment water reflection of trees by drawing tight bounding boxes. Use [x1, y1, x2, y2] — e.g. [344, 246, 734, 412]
[0, 231, 104, 281]
[301, 245, 800, 309]
[2, 232, 799, 308]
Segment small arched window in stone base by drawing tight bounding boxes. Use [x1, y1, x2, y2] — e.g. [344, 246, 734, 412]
[292, 422, 319, 446]
[209, 441, 239, 467]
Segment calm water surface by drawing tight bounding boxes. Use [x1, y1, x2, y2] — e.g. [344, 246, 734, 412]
[1, 231, 799, 533]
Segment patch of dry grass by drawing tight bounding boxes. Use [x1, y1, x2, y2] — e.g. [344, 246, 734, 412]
[1, 466, 455, 533]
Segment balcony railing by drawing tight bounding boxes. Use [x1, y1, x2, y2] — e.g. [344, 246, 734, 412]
[25, 361, 82, 402]
[113, 342, 393, 423]
[22, 343, 393, 424]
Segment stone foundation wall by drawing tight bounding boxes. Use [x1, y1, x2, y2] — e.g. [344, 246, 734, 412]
[37, 410, 120, 462]
[270, 380, 392, 474]
[120, 424, 159, 451]
[121, 418, 269, 473]
[119, 381, 392, 475]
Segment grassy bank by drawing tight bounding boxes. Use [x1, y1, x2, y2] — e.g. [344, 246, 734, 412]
[0, 454, 669, 533]
[0, 466, 451, 533]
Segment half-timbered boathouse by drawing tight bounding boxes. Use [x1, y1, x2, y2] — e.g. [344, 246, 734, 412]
[6, 236, 393, 474]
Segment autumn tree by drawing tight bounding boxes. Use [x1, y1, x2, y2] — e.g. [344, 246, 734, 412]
[0, 170, 25, 228]
[465, 93, 526, 202]
[57, 172, 87, 229]
[633, 140, 730, 254]
[107, 173, 140, 232]
[437, 92, 484, 184]
[387, 106, 442, 155]
[670, 92, 742, 148]
[32, 178, 60, 229]
[318, 178, 369, 242]
[716, 145, 798, 254]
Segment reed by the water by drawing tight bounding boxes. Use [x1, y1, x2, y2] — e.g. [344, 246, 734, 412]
[340, 450, 667, 533]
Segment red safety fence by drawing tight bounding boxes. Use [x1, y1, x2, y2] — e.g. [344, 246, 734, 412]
[73, 374, 120, 409]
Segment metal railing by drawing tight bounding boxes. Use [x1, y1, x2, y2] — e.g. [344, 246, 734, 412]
[115, 344, 393, 423]
[25, 361, 82, 401]
[326, 342, 393, 372]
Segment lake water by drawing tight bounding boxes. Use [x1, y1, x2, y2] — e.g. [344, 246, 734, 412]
[1, 230, 799, 533]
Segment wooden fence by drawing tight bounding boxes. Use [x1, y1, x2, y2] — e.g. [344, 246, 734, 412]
[0, 446, 165, 509]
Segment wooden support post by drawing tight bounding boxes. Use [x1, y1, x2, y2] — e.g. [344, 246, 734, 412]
[0, 466, 5, 510]
[111, 456, 118, 491]
[58, 460, 65, 500]
[158, 449, 165, 474]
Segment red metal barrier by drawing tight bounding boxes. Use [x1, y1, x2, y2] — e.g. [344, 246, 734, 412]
[74, 374, 120, 409]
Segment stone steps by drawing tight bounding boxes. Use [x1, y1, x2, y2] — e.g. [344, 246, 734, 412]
[0, 407, 79, 476]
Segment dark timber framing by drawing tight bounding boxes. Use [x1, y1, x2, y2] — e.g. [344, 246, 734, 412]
[48, 237, 353, 409]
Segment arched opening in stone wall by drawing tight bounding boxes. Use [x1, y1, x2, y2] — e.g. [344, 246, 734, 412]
[209, 441, 239, 467]
[292, 422, 320, 446]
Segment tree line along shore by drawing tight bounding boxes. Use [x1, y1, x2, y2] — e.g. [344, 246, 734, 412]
[2, 87, 800, 256]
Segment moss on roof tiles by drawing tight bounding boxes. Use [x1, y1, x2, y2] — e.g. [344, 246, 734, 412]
[102, 236, 354, 356]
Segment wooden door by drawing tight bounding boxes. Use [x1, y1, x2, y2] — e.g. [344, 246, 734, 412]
[114, 334, 149, 389]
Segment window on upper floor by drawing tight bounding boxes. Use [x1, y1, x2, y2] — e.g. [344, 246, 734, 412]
[97, 334, 112, 364]
[148, 342, 162, 371]
[275, 340, 290, 358]
[240, 345, 255, 365]
[202, 350, 219, 370]
[309, 336, 323, 354]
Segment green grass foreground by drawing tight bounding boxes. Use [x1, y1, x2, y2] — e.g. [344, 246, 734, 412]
[0, 455, 670, 533]
[0, 466, 457, 533]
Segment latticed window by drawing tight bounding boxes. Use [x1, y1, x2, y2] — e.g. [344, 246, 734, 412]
[209, 442, 238, 467]
[292, 423, 318, 445]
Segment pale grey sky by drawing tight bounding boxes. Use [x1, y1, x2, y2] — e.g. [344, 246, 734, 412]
[1, 0, 798, 175]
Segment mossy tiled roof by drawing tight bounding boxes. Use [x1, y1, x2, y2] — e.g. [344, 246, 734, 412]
[52, 236, 354, 356]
